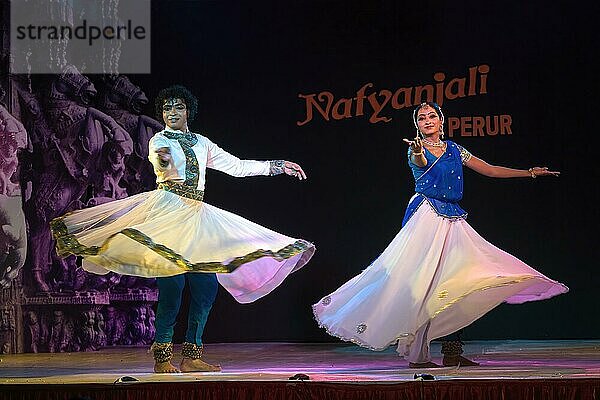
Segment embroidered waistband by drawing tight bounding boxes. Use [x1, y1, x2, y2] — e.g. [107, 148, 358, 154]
[158, 181, 204, 201]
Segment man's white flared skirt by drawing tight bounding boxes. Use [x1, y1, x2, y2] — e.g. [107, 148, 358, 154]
[51, 189, 315, 304]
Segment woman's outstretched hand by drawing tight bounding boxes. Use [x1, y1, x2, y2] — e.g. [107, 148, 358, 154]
[529, 167, 560, 178]
[403, 136, 423, 155]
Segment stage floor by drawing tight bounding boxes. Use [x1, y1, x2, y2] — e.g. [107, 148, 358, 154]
[1, 340, 599, 384]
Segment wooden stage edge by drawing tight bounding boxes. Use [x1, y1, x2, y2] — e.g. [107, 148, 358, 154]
[0, 340, 599, 399]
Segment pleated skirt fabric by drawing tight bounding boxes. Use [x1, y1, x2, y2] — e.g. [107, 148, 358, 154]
[313, 201, 567, 357]
[51, 189, 315, 304]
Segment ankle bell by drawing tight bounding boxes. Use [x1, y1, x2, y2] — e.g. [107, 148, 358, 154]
[150, 342, 174, 363]
[441, 340, 464, 357]
[181, 342, 204, 360]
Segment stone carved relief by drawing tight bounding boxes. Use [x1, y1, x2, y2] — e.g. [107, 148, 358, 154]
[97, 74, 163, 195]
[22, 303, 157, 352]
[24, 310, 42, 353]
[123, 305, 148, 346]
[18, 65, 133, 293]
[6, 67, 160, 352]
[0, 88, 28, 197]
[103, 305, 125, 345]
[144, 305, 156, 344]
[0, 196, 27, 289]
[78, 310, 100, 352]
[47, 310, 73, 353]
[0, 307, 15, 331]
[96, 74, 161, 292]
[0, 87, 28, 289]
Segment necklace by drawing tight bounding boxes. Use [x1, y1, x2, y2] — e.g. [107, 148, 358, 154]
[422, 138, 445, 147]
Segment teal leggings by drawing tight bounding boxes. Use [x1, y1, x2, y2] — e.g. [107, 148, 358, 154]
[154, 273, 218, 345]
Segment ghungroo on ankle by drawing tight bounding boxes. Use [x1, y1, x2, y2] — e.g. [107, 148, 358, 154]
[150, 342, 174, 363]
[181, 342, 204, 360]
[441, 340, 464, 357]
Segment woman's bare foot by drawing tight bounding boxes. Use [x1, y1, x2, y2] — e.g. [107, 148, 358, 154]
[442, 355, 479, 367]
[408, 361, 441, 368]
[180, 357, 221, 372]
[154, 361, 180, 373]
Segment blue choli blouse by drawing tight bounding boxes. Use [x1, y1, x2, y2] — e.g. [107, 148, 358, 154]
[402, 141, 470, 226]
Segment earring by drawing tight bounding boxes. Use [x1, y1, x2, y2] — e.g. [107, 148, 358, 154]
[439, 125, 444, 139]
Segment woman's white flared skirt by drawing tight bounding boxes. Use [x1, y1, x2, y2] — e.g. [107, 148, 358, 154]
[313, 201, 567, 357]
[51, 189, 315, 304]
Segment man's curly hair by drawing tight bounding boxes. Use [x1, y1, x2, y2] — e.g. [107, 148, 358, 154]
[155, 84, 199, 122]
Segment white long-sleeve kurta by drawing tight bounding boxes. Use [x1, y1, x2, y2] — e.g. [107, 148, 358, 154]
[148, 128, 270, 191]
[52, 127, 315, 304]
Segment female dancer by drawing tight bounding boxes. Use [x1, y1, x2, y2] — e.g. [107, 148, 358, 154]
[51, 85, 315, 372]
[313, 102, 567, 368]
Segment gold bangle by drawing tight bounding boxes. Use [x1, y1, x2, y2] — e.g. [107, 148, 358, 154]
[412, 151, 423, 156]
[528, 168, 537, 178]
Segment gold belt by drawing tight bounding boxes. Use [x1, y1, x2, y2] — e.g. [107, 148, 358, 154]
[157, 181, 204, 201]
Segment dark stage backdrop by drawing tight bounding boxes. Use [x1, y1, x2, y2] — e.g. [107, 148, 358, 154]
[130, 1, 596, 343]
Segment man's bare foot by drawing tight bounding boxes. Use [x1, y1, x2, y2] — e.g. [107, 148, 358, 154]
[154, 361, 180, 373]
[408, 361, 441, 368]
[180, 357, 221, 372]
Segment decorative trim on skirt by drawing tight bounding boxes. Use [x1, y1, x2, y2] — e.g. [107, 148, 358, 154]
[50, 188, 315, 303]
[313, 200, 568, 354]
